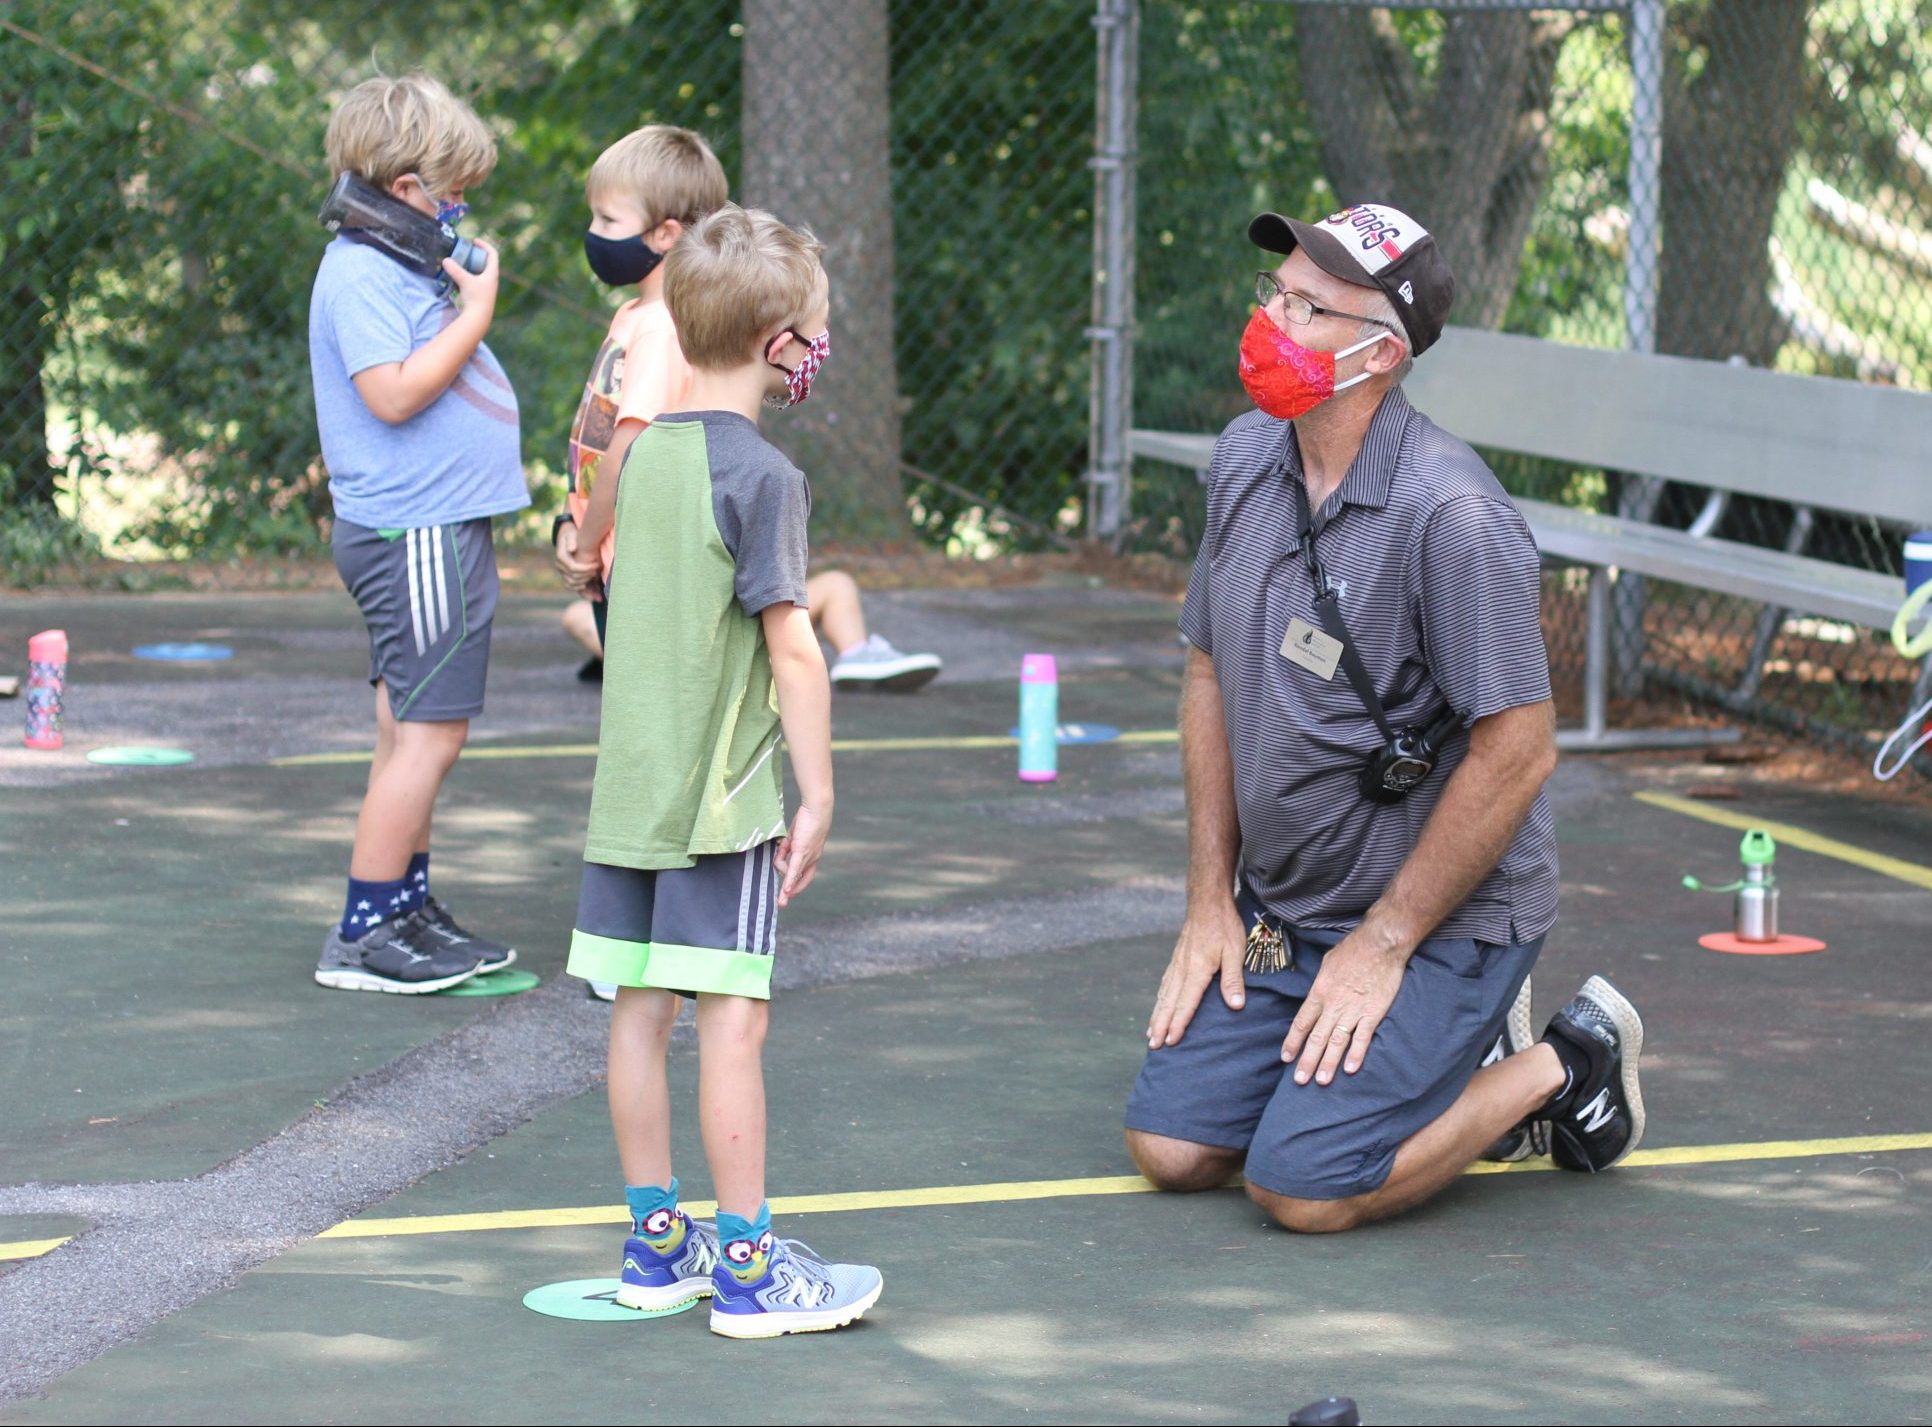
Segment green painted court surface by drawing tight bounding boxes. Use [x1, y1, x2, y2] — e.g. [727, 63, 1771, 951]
[4, 587, 1931, 1424]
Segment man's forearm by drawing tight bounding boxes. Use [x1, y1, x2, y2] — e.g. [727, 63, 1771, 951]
[1180, 647, 1241, 909]
[1358, 699, 1557, 955]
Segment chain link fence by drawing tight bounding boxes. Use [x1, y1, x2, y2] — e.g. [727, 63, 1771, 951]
[0, 0, 1098, 572]
[1124, 0, 1932, 770]
[5, 1, 1931, 767]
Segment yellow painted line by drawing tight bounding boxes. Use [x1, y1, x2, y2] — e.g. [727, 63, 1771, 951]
[1468, 1129, 1932, 1176]
[10, 1131, 1928, 1264]
[320, 1174, 1157, 1241]
[1635, 791, 1932, 891]
[0, 1235, 73, 1263]
[270, 730, 1180, 768]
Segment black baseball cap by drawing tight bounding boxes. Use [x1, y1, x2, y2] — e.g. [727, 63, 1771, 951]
[1249, 203, 1456, 357]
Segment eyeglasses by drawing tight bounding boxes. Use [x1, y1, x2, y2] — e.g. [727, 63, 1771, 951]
[1254, 270, 1395, 332]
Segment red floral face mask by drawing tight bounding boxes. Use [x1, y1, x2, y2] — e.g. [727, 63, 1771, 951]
[1237, 307, 1389, 420]
[767, 329, 831, 408]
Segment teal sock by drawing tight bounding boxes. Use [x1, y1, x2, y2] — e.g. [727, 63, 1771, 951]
[624, 1177, 679, 1235]
[717, 1201, 771, 1251]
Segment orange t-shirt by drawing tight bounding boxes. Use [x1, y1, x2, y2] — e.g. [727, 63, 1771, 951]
[565, 296, 691, 583]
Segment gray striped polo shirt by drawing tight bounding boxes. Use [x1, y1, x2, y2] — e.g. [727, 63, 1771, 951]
[1180, 386, 1558, 945]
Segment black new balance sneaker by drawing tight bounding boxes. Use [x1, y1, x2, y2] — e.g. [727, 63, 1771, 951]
[1481, 976, 1551, 1163]
[418, 895, 517, 973]
[1542, 975, 1646, 1172]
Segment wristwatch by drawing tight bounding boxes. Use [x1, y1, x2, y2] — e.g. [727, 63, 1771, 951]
[551, 511, 575, 545]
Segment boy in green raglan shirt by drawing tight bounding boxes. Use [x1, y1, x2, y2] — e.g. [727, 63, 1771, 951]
[565, 205, 881, 1338]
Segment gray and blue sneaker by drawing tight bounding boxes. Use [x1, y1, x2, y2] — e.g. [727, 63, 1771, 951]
[1481, 976, 1550, 1163]
[417, 895, 516, 973]
[830, 635, 941, 693]
[617, 1208, 721, 1315]
[709, 1232, 883, 1339]
[314, 913, 482, 994]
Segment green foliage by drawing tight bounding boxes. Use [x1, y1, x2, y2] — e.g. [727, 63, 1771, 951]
[0, 502, 98, 586]
[1, 0, 1927, 567]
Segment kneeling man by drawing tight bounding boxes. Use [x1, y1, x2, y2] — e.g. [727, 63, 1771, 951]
[1126, 204, 1645, 1233]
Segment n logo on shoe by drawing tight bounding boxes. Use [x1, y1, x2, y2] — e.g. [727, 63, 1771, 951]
[1576, 1088, 1616, 1134]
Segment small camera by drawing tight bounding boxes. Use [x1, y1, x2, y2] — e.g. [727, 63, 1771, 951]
[1360, 726, 1441, 804]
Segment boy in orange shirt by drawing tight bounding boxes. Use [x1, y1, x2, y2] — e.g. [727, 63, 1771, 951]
[553, 126, 726, 641]
[554, 129, 940, 695]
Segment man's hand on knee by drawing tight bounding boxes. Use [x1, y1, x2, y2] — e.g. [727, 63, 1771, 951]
[1147, 894, 1249, 1049]
[1281, 930, 1406, 1086]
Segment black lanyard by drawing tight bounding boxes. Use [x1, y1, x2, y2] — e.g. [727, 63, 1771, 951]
[1288, 458, 1401, 743]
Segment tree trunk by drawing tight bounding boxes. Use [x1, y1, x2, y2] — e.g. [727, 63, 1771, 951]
[1656, 0, 1811, 364]
[1295, 9, 1570, 330]
[741, 0, 908, 542]
[0, 87, 53, 509]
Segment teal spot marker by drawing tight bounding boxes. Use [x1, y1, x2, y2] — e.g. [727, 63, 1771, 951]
[523, 1278, 695, 1321]
[133, 643, 232, 662]
[438, 969, 541, 998]
[86, 747, 195, 766]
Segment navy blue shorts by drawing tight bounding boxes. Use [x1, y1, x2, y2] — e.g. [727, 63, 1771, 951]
[1125, 881, 1541, 1201]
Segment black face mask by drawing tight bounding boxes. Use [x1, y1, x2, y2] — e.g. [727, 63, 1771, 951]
[584, 230, 665, 288]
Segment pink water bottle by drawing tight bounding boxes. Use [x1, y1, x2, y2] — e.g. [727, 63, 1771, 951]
[25, 629, 67, 750]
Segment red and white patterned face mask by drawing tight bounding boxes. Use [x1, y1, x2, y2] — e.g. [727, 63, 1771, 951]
[768, 329, 831, 408]
[1237, 307, 1388, 420]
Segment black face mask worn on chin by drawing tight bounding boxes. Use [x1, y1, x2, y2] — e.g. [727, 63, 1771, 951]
[584, 230, 665, 288]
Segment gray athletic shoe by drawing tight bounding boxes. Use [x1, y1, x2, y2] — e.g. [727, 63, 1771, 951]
[830, 635, 941, 693]
[1481, 975, 1550, 1163]
[418, 894, 516, 973]
[315, 912, 483, 994]
[587, 980, 618, 1003]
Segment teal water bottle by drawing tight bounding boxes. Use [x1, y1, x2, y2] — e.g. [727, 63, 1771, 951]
[1019, 653, 1058, 783]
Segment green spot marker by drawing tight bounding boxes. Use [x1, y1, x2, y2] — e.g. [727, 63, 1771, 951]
[437, 969, 540, 998]
[86, 747, 195, 767]
[523, 1278, 693, 1321]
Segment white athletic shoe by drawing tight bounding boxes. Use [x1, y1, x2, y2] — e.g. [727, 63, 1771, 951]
[709, 1235, 883, 1339]
[830, 635, 941, 693]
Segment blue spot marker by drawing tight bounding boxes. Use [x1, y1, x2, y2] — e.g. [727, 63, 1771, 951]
[1006, 722, 1120, 746]
[134, 643, 233, 662]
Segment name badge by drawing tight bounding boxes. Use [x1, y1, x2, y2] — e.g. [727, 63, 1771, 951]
[1280, 617, 1343, 680]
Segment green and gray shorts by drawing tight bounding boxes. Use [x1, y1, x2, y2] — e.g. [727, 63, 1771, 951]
[567, 841, 781, 1000]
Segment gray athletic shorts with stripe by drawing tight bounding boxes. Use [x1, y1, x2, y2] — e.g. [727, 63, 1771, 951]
[332, 517, 498, 722]
[567, 841, 782, 1001]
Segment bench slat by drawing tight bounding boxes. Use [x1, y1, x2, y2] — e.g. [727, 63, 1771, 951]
[1405, 329, 1932, 528]
[1518, 498, 1902, 630]
[1122, 428, 1904, 629]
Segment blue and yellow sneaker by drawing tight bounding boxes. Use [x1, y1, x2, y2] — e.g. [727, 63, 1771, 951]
[616, 1207, 720, 1315]
[709, 1232, 883, 1339]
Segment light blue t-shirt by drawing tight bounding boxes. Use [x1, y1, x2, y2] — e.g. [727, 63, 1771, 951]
[308, 237, 530, 528]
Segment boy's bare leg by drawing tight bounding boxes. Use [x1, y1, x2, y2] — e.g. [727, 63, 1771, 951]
[609, 988, 681, 1187]
[561, 598, 602, 659]
[1245, 1044, 1565, 1233]
[696, 994, 770, 1218]
[349, 687, 468, 880]
[806, 570, 866, 655]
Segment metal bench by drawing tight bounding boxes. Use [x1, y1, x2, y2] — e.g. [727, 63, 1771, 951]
[1131, 328, 1932, 751]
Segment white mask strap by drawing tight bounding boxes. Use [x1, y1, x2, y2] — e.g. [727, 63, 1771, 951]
[1332, 329, 1392, 392]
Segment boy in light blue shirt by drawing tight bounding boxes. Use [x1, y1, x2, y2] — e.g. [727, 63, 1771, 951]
[308, 72, 530, 994]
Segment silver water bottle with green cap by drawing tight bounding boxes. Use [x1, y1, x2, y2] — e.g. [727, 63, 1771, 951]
[1682, 829, 1778, 942]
